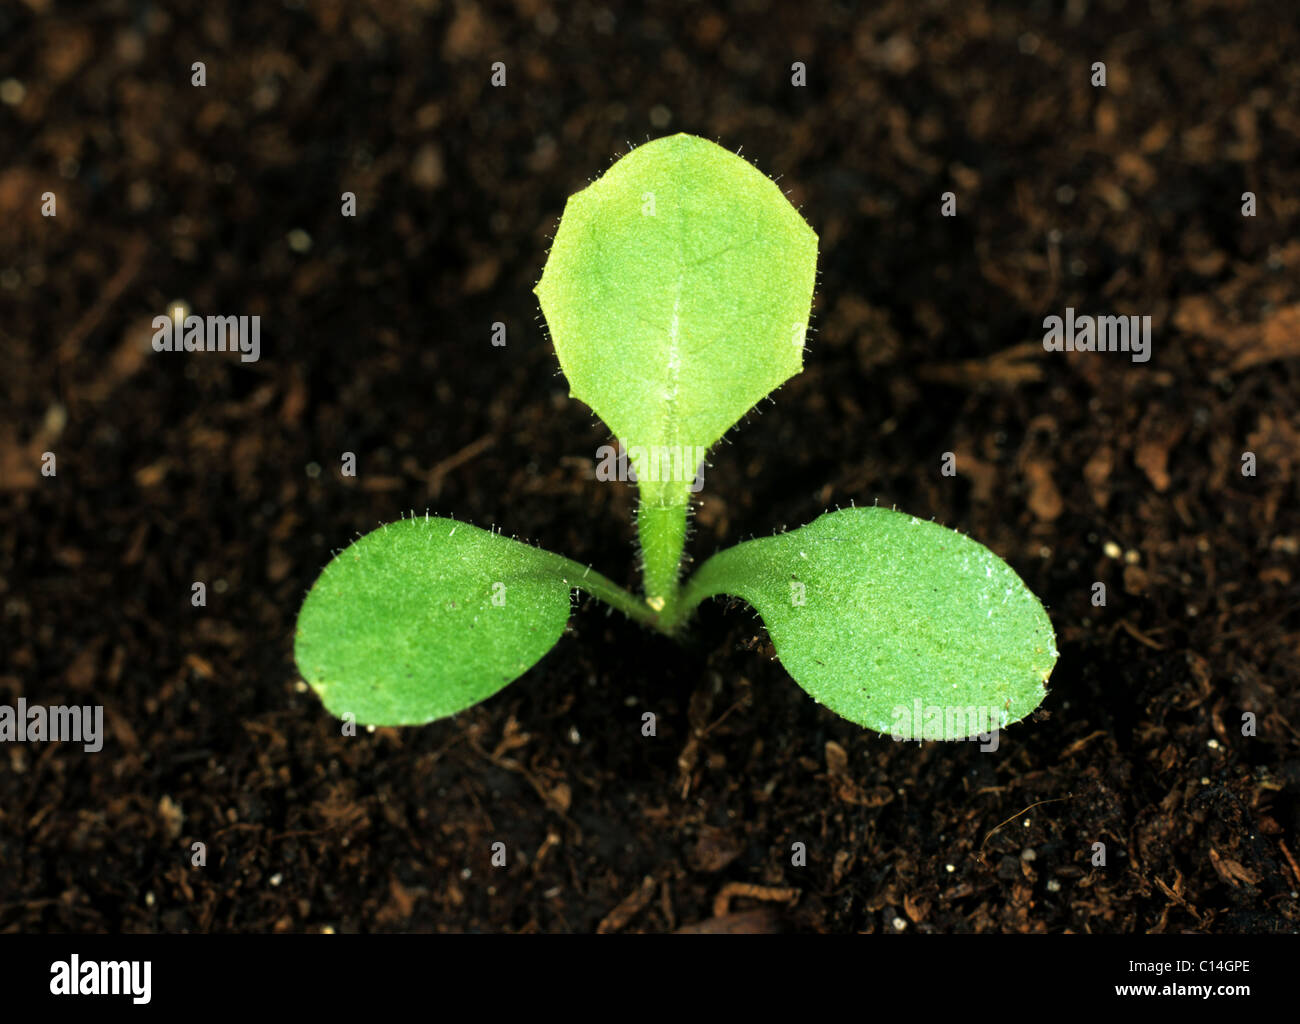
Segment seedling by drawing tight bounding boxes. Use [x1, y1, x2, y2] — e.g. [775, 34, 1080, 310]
[294, 134, 1057, 741]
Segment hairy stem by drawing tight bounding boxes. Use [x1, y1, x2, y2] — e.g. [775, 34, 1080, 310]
[537, 479, 698, 635]
[676, 544, 736, 614]
[636, 494, 689, 632]
[539, 550, 668, 632]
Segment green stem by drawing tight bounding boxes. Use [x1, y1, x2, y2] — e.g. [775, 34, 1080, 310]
[534, 484, 696, 637]
[539, 550, 668, 633]
[677, 546, 734, 613]
[636, 494, 689, 632]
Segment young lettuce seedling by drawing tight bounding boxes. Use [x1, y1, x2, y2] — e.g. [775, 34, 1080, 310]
[294, 133, 1057, 740]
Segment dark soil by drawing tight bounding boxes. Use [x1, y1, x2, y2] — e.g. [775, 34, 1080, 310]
[2, 1, 1299, 933]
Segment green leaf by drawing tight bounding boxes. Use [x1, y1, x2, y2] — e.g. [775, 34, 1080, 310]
[535, 133, 818, 503]
[294, 517, 573, 726]
[682, 507, 1057, 740]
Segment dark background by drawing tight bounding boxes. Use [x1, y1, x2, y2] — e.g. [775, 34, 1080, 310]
[1, 0, 1298, 933]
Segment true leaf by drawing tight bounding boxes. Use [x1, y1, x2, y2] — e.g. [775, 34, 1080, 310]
[682, 507, 1057, 740]
[294, 517, 573, 726]
[535, 133, 818, 504]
